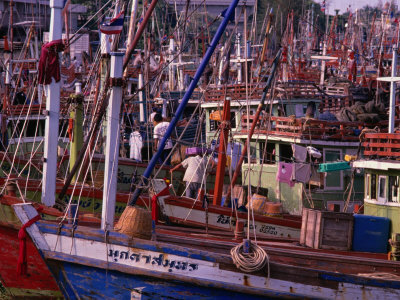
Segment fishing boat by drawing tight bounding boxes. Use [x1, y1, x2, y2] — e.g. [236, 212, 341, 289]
[12, 1, 400, 299]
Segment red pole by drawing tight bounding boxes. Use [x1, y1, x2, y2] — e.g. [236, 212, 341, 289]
[213, 98, 230, 206]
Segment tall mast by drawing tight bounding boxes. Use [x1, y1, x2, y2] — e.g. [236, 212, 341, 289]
[101, 52, 124, 231]
[41, 0, 63, 207]
[129, 0, 240, 206]
[213, 98, 230, 206]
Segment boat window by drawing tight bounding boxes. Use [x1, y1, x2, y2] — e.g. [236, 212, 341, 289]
[210, 119, 216, 131]
[231, 112, 236, 128]
[25, 120, 43, 137]
[259, 142, 275, 164]
[243, 144, 258, 164]
[389, 176, 399, 203]
[279, 144, 293, 163]
[323, 149, 343, 190]
[366, 174, 371, 199]
[371, 174, 377, 200]
[378, 176, 387, 203]
[59, 119, 68, 137]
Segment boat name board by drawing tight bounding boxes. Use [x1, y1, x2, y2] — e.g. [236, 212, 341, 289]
[108, 249, 199, 273]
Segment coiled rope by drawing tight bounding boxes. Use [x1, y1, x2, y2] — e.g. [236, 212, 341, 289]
[230, 242, 270, 276]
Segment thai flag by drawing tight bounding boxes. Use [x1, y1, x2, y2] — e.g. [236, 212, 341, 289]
[100, 11, 125, 35]
[321, 1, 325, 12]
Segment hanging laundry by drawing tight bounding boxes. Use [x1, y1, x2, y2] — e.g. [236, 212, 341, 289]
[276, 162, 294, 187]
[307, 146, 322, 159]
[291, 163, 311, 184]
[292, 144, 308, 162]
[129, 131, 143, 162]
[38, 39, 65, 85]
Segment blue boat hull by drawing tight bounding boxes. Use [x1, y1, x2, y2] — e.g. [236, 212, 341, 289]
[48, 260, 274, 300]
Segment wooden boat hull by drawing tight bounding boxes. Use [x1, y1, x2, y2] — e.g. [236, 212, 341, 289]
[0, 224, 62, 299]
[13, 204, 400, 300]
[160, 196, 302, 239]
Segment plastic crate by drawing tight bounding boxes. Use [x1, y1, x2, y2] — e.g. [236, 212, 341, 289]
[352, 214, 390, 253]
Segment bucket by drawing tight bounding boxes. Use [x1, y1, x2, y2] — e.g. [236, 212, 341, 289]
[115, 206, 152, 240]
[247, 194, 268, 214]
[265, 202, 282, 216]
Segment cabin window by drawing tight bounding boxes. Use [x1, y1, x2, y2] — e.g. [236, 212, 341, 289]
[230, 112, 236, 129]
[378, 176, 387, 204]
[389, 176, 399, 203]
[210, 118, 217, 132]
[323, 149, 343, 190]
[371, 174, 377, 200]
[366, 174, 371, 199]
[59, 119, 69, 137]
[243, 144, 258, 164]
[259, 142, 275, 164]
[9, 120, 24, 139]
[25, 120, 45, 137]
[279, 144, 293, 163]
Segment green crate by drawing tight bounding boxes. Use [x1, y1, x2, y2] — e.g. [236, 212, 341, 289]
[318, 161, 350, 172]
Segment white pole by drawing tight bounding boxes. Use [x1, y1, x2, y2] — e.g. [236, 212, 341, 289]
[41, 0, 63, 207]
[218, 46, 224, 86]
[101, 52, 124, 231]
[75, 82, 82, 94]
[389, 47, 398, 134]
[101, 33, 111, 55]
[138, 72, 146, 122]
[320, 42, 327, 86]
[126, 0, 139, 50]
[168, 38, 175, 90]
[34, 34, 42, 103]
[236, 33, 242, 84]
[162, 98, 167, 118]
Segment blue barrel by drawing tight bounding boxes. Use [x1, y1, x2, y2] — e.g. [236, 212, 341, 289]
[352, 214, 390, 253]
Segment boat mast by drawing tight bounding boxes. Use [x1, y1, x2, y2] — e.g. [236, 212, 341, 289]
[128, 0, 240, 206]
[101, 52, 124, 230]
[42, 0, 63, 207]
[225, 49, 282, 203]
[57, 0, 159, 203]
[389, 47, 398, 134]
[213, 98, 230, 206]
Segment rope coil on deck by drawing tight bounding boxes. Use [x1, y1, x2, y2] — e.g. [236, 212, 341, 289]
[230, 242, 270, 275]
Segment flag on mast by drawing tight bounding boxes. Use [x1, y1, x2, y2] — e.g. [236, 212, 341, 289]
[100, 11, 125, 35]
[321, 0, 326, 12]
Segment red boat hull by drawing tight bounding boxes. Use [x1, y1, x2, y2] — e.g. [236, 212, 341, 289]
[0, 224, 62, 298]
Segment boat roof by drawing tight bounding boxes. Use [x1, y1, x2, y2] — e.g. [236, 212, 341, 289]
[353, 159, 400, 171]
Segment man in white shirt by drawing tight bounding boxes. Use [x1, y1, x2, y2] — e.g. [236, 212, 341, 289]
[170, 153, 214, 199]
[153, 113, 173, 165]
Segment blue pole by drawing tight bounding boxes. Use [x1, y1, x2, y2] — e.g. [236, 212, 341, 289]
[129, 0, 239, 206]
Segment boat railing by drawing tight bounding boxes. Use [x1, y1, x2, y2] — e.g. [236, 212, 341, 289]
[275, 82, 322, 99]
[204, 84, 264, 102]
[362, 132, 400, 158]
[7, 101, 70, 116]
[241, 114, 365, 141]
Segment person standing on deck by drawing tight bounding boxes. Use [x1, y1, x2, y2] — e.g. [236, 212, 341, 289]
[170, 153, 214, 199]
[153, 113, 173, 165]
